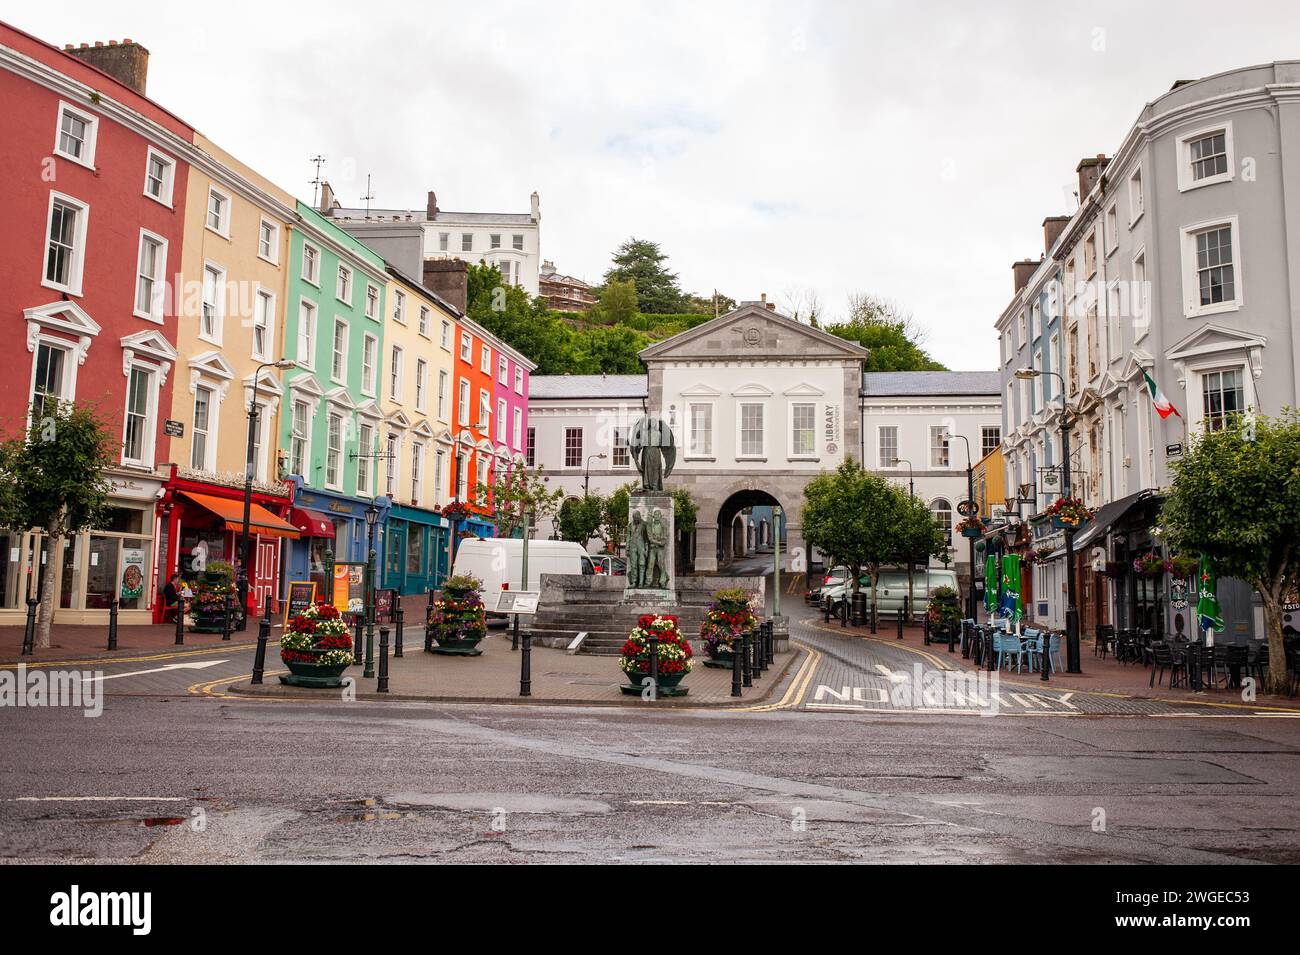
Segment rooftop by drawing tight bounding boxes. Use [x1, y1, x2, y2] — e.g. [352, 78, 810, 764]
[330, 207, 535, 226]
[861, 370, 1001, 397]
[529, 375, 648, 400]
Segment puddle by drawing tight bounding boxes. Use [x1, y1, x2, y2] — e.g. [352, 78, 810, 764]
[142, 817, 187, 827]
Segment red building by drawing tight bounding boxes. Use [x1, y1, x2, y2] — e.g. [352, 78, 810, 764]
[0, 24, 195, 624]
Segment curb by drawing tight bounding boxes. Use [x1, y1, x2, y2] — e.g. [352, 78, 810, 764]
[2, 641, 263, 669]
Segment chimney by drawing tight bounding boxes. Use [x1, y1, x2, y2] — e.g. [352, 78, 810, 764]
[530, 191, 540, 222]
[318, 180, 337, 215]
[1012, 259, 1039, 294]
[1076, 154, 1110, 201]
[426, 191, 438, 218]
[423, 259, 469, 312]
[1042, 216, 1070, 254]
[65, 39, 149, 96]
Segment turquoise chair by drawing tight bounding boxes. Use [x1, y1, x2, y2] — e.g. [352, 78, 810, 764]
[1023, 628, 1042, 671]
[998, 633, 1026, 672]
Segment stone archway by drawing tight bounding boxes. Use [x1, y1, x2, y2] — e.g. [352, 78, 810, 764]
[716, 488, 783, 569]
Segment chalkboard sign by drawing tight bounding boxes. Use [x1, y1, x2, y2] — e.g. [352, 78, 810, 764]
[284, 581, 316, 627]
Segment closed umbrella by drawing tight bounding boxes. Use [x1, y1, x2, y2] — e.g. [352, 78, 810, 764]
[984, 554, 999, 618]
[1000, 554, 1024, 626]
[1197, 553, 1224, 640]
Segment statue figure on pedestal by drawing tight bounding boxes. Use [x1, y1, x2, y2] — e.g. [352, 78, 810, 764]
[629, 415, 675, 492]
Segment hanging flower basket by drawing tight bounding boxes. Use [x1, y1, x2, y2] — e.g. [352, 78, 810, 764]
[956, 516, 985, 539]
[1046, 496, 1094, 531]
[1133, 551, 1166, 578]
[439, 501, 471, 523]
[619, 615, 692, 696]
[699, 588, 758, 667]
[279, 602, 354, 688]
[426, 574, 488, 655]
[1166, 554, 1198, 579]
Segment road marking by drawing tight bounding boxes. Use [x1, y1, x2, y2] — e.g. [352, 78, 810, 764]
[81, 660, 228, 683]
[9, 796, 188, 802]
[3, 642, 262, 670]
[734, 645, 822, 712]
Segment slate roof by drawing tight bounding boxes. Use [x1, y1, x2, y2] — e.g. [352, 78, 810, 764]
[861, 371, 1001, 396]
[529, 375, 648, 400]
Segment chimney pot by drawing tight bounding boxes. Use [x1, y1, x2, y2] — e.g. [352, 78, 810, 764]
[1012, 259, 1039, 294]
[66, 38, 150, 95]
[426, 190, 438, 218]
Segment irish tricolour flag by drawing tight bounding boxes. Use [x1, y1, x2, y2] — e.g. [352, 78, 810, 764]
[1142, 369, 1180, 419]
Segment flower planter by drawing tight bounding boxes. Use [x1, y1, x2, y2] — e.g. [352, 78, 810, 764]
[619, 669, 688, 696]
[280, 649, 350, 688]
[426, 576, 488, 657]
[703, 646, 735, 669]
[620, 615, 693, 697]
[430, 633, 485, 656]
[279, 602, 354, 687]
[961, 526, 984, 539]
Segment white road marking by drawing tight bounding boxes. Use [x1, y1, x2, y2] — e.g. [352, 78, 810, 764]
[9, 796, 188, 802]
[81, 660, 228, 683]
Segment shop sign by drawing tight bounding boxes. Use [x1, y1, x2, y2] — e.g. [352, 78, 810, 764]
[823, 405, 840, 455]
[121, 544, 146, 600]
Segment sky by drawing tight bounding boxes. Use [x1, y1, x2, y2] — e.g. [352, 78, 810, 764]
[12, 1, 1296, 368]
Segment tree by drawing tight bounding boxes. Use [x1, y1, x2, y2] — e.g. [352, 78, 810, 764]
[473, 463, 564, 540]
[592, 279, 639, 327]
[685, 291, 735, 317]
[569, 323, 650, 375]
[801, 461, 906, 607]
[558, 494, 605, 546]
[824, 294, 947, 371]
[0, 403, 115, 648]
[602, 238, 688, 314]
[601, 482, 638, 554]
[671, 488, 698, 536]
[892, 492, 948, 614]
[1160, 411, 1300, 694]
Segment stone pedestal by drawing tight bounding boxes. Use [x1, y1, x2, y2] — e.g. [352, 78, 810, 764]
[770, 614, 790, 653]
[625, 492, 674, 603]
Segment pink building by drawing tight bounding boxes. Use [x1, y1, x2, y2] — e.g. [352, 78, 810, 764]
[488, 336, 534, 479]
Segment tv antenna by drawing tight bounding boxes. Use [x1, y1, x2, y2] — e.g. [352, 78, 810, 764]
[361, 174, 375, 216]
[309, 155, 327, 206]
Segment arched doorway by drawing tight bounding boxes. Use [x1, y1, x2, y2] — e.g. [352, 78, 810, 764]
[716, 489, 784, 568]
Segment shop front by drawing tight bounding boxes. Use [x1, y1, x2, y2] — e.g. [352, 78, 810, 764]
[283, 478, 390, 606]
[0, 469, 166, 626]
[156, 467, 299, 622]
[382, 504, 450, 598]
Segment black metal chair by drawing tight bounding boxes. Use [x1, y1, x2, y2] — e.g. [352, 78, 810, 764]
[1149, 643, 1185, 689]
[1094, 624, 1115, 659]
[1224, 645, 1250, 689]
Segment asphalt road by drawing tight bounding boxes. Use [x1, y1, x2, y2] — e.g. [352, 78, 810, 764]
[2, 611, 1299, 863]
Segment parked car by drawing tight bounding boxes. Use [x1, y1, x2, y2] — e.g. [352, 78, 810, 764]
[821, 568, 961, 617]
[593, 555, 627, 576]
[807, 565, 851, 603]
[451, 539, 596, 619]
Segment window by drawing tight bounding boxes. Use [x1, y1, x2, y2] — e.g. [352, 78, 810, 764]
[206, 187, 230, 236]
[365, 284, 379, 320]
[499, 356, 509, 384]
[434, 450, 446, 500]
[1129, 166, 1144, 223]
[134, 231, 166, 322]
[458, 379, 470, 425]
[361, 334, 377, 395]
[460, 331, 472, 362]
[928, 426, 950, 468]
[1104, 205, 1117, 254]
[290, 400, 309, 476]
[258, 219, 278, 262]
[325, 413, 343, 488]
[121, 367, 154, 466]
[1106, 284, 1121, 362]
[612, 427, 630, 468]
[689, 403, 713, 457]
[512, 234, 524, 251]
[302, 244, 320, 285]
[1190, 131, 1228, 181]
[461, 233, 473, 252]
[336, 265, 352, 304]
[1030, 302, 1041, 341]
[389, 345, 403, 400]
[32, 343, 70, 420]
[490, 234, 502, 249]
[410, 442, 424, 502]
[931, 498, 953, 546]
[331, 319, 348, 383]
[526, 427, 536, 467]
[513, 408, 523, 450]
[144, 148, 175, 206]
[385, 434, 398, 494]
[252, 289, 273, 360]
[440, 320, 452, 350]
[878, 426, 898, 467]
[481, 345, 492, 374]
[1086, 304, 1099, 380]
[437, 370, 449, 420]
[297, 300, 317, 365]
[496, 399, 507, 442]
[418, 306, 430, 337]
[201, 264, 224, 343]
[514, 367, 524, 394]
[55, 102, 97, 167]
[392, 289, 406, 324]
[791, 403, 816, 457]
[498, 260, 513, 285]
[43, 193, 88, 294]
[480, 390, 491, 435]
[739, 403, 764, 458]
[191, 386, 213, 471]
[1017, 310, 1027, 347]
[981, 426, 1001, 458]
[1047, 334, 1060, 398]
[1067, 323, 1080, 395]
[1084, 230, 1097, 277]
[415, 359, 428, 411]
[456, 453, 468, 500]
[564, 427, 583, 468]
[357, 423, 373, 495]
[1194, 225, 1234, 307]
[438, 232, 449, 252]
[1201, 369, 1244, 431]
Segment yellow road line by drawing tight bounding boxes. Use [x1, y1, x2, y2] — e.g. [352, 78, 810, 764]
[4, 642, 265, 670]
[733, 643, 822, 712]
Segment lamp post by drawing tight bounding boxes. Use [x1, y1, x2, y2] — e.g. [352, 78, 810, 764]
[1015, 366, 1079, 676]
[550, 515, 560, 540]
[891, 457, 915, 500]
[772, 505, 782, 620]
[239, 358, 296, 630]
[948, 433, 977, 624]
[584, 453, 606, 497]
[364, 502, 379, 679]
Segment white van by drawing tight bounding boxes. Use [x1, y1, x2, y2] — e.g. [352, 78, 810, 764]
[822, 567, 960, 615]
[451, 538, 596, 616]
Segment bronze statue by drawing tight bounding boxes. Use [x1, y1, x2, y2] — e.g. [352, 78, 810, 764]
[627, 511, 648, 588]
[644, 506, 669, 589]
[629, 415, 675, 492]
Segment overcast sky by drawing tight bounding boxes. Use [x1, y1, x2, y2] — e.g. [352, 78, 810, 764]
[15, 1, 1295, 368]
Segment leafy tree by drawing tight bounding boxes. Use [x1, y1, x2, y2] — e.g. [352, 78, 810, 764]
[558, 494, 605, 546]
[892, 492, 949, 614]
[825, 294, 947, 371]
[0, 403, 115, 648]
[569, 324, 650, 375]
[1160, 411, 1300, 694]
[601, 482, 638, 553]
[671, 488, 698, 535]
[685, 291, 736, 316]
[473, 463, 563, 540]
[802, 461, 907, 606]
[592, 279, 639, 326]
[602, 238, 688, 314]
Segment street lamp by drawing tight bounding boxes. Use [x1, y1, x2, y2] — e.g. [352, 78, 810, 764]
[239, 358, 296, 629]
[1015, 365, 1079, 677]
[947, 432, 977, 625]
[550, 515, 560, 540]
[772, 505, 782, 620]
[584, 453, 607, 497]
[890, 457, 915, 499]
[364, 502, 379, 679]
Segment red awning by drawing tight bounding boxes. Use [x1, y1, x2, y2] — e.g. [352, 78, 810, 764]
[180, 491, 301, 539]
[289, 507, 336, 538]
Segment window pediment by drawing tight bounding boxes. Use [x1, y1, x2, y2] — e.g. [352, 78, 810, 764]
[25, 301, 101, 364]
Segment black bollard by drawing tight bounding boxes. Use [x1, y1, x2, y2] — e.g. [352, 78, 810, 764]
[377, 626, 390, 693]
[750, 627, 762, 679]
[648, 631, 659, 699]
[520, 629, 532, 697]
[174, 596, 185, 645]
[823, 595, 831, 623]
[221, 597, 232, 641]
[897, 610, 904, 640]
[107, 598, 119, 651]
[742, 630, 753, 688]
[364, 613, 375, 679]
[840, 599, 847, 629]
[765, 621, 775, 665]
[394, 605, 404, 658]
[948, 621, 956, 653]
[871, 602, 878, 634]
[923, 614, 931, 646]
[731, 635, 742, 697]
[961, 619, 971, 658]
[251, 600, 271, 685]
[21, 598, 37, 657]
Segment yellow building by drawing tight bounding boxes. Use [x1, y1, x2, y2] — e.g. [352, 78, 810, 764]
[974, 445, 1006, 521]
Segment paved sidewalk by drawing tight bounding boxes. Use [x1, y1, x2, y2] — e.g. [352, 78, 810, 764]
[229, 630, 799, 707]
[1, 621, 265, 663]
[797, 604, 1300, 707]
